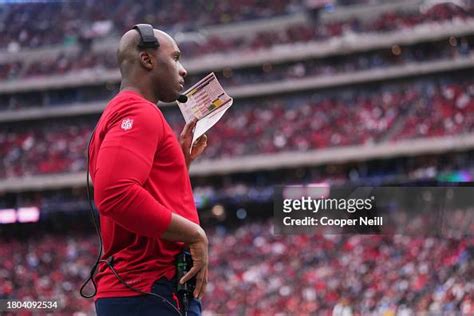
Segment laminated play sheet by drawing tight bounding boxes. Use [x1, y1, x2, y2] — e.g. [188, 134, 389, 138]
[177, 72, 233, 152]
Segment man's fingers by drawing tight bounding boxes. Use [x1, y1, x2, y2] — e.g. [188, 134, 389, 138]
[181, 118, 197, 138]
[197, 268, 208, 299]
[193, 271, 204, 298]
[180, 266, 199, 285]
[193, 134, 208, 147]
[198, 134, 208, 145]
[190, 134, 208, 159]
[194, 269, 207, 299]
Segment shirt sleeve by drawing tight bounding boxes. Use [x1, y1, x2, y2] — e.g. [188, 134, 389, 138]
[93, 103, 173, 237]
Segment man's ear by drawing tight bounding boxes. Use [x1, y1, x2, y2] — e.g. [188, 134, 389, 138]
[138, 51, 153, 70]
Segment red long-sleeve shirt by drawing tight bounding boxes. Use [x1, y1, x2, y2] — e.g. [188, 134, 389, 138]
[88, 90, 199, 299]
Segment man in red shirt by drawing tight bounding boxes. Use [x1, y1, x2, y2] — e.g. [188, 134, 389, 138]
[88, 24, 208, 315]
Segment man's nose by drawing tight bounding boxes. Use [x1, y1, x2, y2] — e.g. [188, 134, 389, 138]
[179, 63, 187, 78]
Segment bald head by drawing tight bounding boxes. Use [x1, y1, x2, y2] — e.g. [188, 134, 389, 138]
[117, 28, 176, 76]
[116, 29, 140, 73]
[116, 27, 188, 103]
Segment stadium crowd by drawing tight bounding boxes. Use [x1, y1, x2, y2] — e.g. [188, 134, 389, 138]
[0, 222, 472, 315]
[0, 2, 472, 84]
[181, 2, 473, 58]
[1, 77, 473, 178]
[206, 222, 474, 315]
[0, 118, 90, 178]
[1, 1, 470, 52]
[0, 35, 472, 86]
[190, 36, 474, 89]
[0, 0, 304, 50]
[5, 148, 474, 215]
[0, 233, 96, 315]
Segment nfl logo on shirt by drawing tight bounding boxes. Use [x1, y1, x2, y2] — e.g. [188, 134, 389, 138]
[121, 118, 133, 131]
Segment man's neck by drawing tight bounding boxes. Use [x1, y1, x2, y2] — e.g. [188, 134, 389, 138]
[120, 81, 158, 104]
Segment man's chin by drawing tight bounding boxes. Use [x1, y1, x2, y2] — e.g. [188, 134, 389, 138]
[160, 94, 179, 103]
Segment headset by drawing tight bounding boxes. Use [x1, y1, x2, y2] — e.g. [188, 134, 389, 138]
[133, 24, 160, 49]
[79, 24, 182, 316]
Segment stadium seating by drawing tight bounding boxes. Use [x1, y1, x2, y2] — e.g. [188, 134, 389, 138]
[182, 3, 473, 57]
[1, 77, 472, 178]
[0, 223, 472, 314]
[0, 0, 305, 50]
[5, 150, 473, 214]
[0, 35, 471, 83]
[1, 1, 469, 51]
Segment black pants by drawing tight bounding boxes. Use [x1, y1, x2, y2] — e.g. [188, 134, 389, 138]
[95, 277, 201, 316]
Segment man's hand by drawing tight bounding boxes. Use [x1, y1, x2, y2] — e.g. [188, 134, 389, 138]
[180, 118, 208, 168]
[161, 214, 209, 299]
[179, 227, 209, 299]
